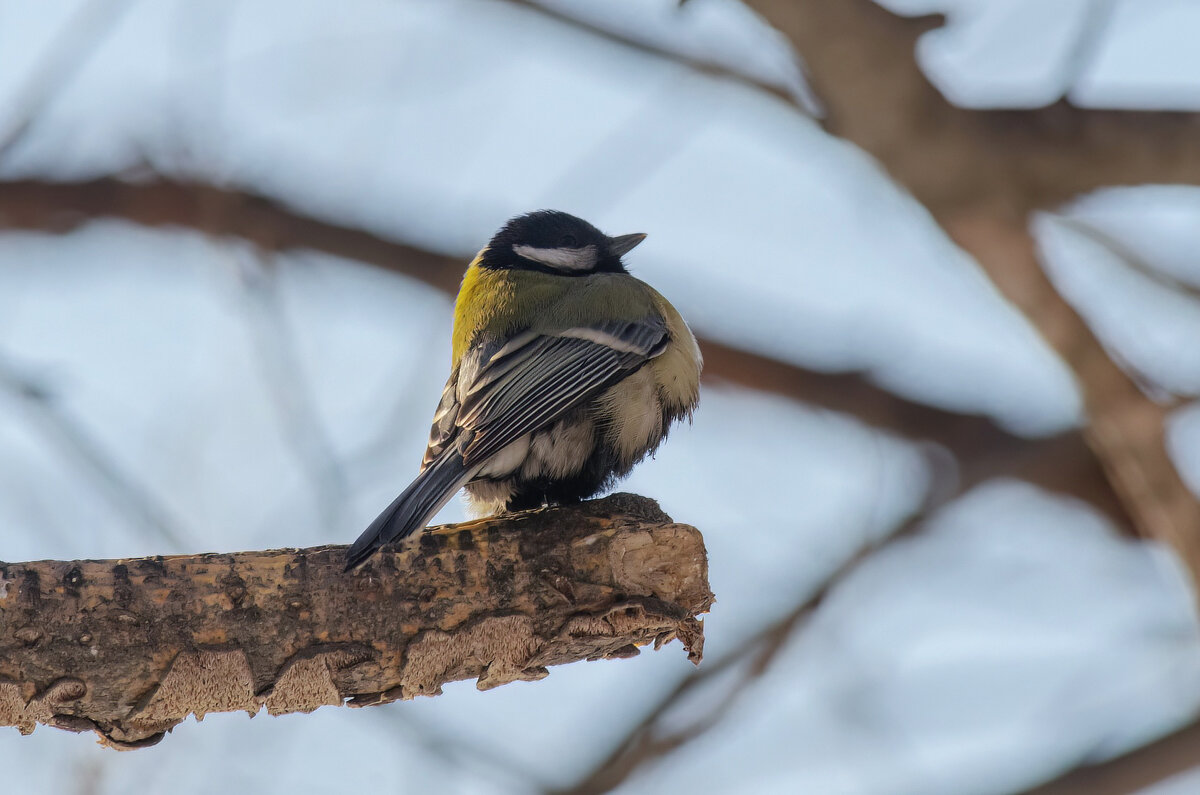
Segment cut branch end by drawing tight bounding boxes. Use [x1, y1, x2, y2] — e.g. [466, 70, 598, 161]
[0, 493, 712, 748]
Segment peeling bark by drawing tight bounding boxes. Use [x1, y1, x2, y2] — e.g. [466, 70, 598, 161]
[0, 493, 712, 749]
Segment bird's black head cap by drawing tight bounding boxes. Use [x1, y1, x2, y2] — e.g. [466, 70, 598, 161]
[479, 210, 645, 276]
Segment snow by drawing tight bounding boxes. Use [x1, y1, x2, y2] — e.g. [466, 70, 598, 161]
[2, 222, 1194, 793]
[0, 374, 154, 560]
[1142, 764, 1200, 795]
[1057, 186, 1200, 289]
[1032, 206, 1200, 399]
[0, 0, 1083, 436]
[883, 0, 1094, 108]
[0, 223, 933, 788]
[1031, 187, 1200, 496]
[1, 1, 1198, 792]
[623, 482, 1200, 794]
[621, 387, 932, 659]
[528, 0, 823, 115]
[5, 706, 530, 794]
[0, 223, 453, 558]
[1073, 0, 1200, 109]
[1167, 403, 1200, 502]
[875, 0, 1200, 110]
[610, 93, 1081, 436]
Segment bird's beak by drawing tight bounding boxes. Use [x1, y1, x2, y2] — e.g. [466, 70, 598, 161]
[608, 232, 647, 258]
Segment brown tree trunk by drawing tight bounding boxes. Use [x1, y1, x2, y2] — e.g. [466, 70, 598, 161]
[0, 493, 711, 750]
[742, 0, 1200, 589]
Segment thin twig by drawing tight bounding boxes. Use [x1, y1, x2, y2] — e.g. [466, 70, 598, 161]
[0, 176, 1130, 525]
[555, 512, 929, 795]
[1019, 718, 1200, 795]
[227, 247, 351, 538]
[0, 0, 139, 159]
[372, 709, 552, 793]
[0, 356, 190, 551]
[514, 0, 822, 116]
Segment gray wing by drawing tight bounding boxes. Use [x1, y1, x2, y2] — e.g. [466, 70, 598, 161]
[347, 317, 668, 570]
[421, 371, 461, 471]
[425, 318, 669, 471]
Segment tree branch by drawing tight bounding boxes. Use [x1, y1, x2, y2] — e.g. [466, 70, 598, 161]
[746, 1, 1200, 214]
[513, 0, 822, 116]
[0, 176, 1128, 527]
[1019, 719, 1200, 795]
[554, 536, 887, 795]
[0, 176, 463, 293]
[943, 215, 1200, 571]
[0, 493, 712, 750]
[0, 0, 138, 158]
[744, 0, 1200, 585]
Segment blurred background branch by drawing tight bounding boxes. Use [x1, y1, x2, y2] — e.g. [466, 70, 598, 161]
[741, 0, 1200, 585]
[2, 1, 1199, 793]
[0, 0, 137, 157]
[0, 175, 1128, 524]
[0, 356, 189, 552]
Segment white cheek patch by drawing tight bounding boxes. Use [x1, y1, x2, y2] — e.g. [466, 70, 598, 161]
[513, 244, 598, 272]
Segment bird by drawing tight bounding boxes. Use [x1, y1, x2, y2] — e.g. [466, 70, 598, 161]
[345, 210, 702, 570]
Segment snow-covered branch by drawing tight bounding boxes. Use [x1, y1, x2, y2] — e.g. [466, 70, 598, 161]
[0, 177, 1126, 526]
[742, 0, 1200, 588]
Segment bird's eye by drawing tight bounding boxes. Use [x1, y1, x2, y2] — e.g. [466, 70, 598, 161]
[560, 234, 579, 248]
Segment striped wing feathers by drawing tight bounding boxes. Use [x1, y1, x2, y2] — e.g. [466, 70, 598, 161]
[422, 319, 668, 471]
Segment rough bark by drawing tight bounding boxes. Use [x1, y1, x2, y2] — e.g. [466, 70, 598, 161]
[0, 493, 712, 750]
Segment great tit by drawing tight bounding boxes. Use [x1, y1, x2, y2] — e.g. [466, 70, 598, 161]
[345, 210, 702, 569]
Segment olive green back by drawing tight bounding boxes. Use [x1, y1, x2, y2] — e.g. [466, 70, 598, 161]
[452, 252, 662, 364]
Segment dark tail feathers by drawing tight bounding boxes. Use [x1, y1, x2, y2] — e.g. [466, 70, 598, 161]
[345, 453, 470, 570]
